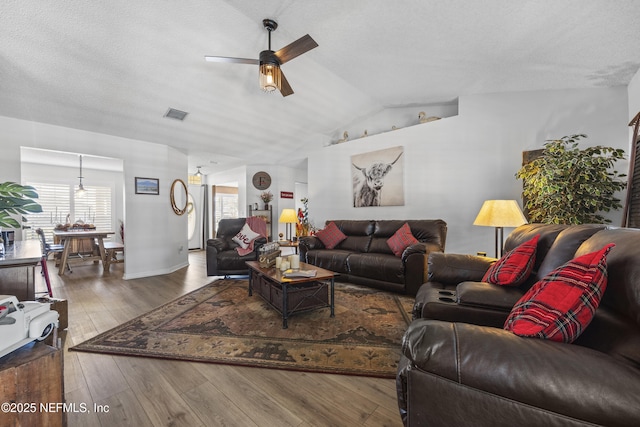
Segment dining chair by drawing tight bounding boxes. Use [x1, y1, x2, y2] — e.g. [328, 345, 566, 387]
[35, 228, 69, 297]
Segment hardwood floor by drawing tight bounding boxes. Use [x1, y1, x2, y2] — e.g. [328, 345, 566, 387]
[39, 250, 403, 427]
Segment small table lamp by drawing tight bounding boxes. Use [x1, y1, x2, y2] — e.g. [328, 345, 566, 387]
[473, 200, 527, 258]
[279, 208, 298, 241]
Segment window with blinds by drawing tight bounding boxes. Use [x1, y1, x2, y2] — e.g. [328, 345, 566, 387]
[24, 182, 112, 240]
[212, 185, 238, 236]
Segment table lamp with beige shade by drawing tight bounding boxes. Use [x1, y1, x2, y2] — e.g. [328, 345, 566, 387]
[278, 208, 298, 242]
[473, 200, 528, 258]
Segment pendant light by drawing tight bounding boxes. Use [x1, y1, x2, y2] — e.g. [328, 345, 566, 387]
[195, 166, 203, 177]
[76, 155, 87, 197]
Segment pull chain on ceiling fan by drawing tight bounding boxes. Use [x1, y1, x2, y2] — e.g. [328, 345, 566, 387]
[205, 19, 318, 97]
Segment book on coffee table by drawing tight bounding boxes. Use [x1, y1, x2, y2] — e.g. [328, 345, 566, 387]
[283, 269, 317, 278]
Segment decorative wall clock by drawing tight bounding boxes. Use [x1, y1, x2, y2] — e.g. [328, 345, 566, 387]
[252, 171, 272, 190]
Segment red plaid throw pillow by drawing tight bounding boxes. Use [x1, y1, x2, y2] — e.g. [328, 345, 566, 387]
[315, 221, 347, 249]
[482, 235, 539, 286]
[504, 243, 615, 343]
[387, 223, 419, 257]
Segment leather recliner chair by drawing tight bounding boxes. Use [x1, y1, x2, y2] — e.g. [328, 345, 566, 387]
[397, 224, 640, 426]
[206, 218, 267, 277]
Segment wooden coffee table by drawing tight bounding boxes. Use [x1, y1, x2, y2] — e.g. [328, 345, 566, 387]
[246, 261, 336, 328]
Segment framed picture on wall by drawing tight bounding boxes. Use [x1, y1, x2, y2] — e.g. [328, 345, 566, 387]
[351, 146, 404, 207]
[135, 177, 159, 195]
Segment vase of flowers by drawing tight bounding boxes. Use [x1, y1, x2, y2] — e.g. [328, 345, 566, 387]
[296, 197, 310, 237]
[260, 191, 273, 210]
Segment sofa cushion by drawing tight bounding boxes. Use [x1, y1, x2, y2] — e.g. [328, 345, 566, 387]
[504, 243, 615, 343]
[328, 220, 374, 252]
[216, 249, 259, 270]
[482, 235, 539, 286]
[369, 221, 405, 254]
[304, 249, 351, 274]
[573, 228, 640, 324]
[536, 224, 607, 281]
[387, 223, 419, 257]
[232, 223, 260, 249]
[316, 221, 348, 249]
[347, 253, 404, 284]
[503, 224, 568, 285]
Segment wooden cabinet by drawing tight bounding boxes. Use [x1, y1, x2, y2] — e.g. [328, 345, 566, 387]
[0, 341, 65, 427]
[248, 205, 272, 241]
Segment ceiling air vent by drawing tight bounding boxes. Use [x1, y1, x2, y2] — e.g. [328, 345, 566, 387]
[164, 108, 188, 121]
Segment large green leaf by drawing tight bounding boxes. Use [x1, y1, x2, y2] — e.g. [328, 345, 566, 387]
[0, 181, 43, 229]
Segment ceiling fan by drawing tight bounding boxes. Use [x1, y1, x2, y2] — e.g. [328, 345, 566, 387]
[205, 19, 318, 97]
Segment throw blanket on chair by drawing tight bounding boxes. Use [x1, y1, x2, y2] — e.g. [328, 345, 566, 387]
[236, 216, 267, 256]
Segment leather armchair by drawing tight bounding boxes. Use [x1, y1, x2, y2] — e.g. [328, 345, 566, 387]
[206, 218, 267, 277]
[397, 225, 640, 426]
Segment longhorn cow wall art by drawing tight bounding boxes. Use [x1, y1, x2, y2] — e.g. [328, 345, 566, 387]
[351, 146, 404, 207]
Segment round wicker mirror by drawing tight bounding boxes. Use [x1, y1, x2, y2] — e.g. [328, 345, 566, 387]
[170, 179, 188, 215]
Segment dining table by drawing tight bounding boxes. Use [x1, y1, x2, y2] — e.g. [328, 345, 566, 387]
[52, 229, 115, 275]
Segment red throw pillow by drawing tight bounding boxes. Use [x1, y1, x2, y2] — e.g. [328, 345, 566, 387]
[315, 221, 347, 249]
[482, 235, 540, 286]
[387, 223, 419, 257]
[504, 243, 615, 343]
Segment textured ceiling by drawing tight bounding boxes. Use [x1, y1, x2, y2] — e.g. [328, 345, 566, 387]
[3, 0, 640, 174]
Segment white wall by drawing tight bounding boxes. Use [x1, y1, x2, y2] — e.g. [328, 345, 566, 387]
[308, 87, 630, 255]
[0, 116, 188, 279]
[629, 68, 640, 122]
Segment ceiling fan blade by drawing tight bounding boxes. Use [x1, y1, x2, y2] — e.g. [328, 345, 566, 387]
[274, 34, 318, 64]
[279, 71, 294, 97]
[204, 55, 259, 65]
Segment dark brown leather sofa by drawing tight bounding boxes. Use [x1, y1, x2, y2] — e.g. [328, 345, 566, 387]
[299, 219, 447, 295]
[396, 224, 640, 426]
[206, 218, 267, 277]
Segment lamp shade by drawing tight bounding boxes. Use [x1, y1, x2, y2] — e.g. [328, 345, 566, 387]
[279, 208, 298, 224]
[473, 200, 527, 227]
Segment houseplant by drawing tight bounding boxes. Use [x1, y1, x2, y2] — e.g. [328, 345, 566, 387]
[0, 181, 42, 228]
[516, 134, 626, 224]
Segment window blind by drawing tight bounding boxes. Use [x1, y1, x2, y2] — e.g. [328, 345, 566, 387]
[24, 182, 112, 241]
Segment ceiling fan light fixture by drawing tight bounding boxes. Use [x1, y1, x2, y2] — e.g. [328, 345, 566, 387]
[205, 18, 316, 97]
[260, 54, 282, 92]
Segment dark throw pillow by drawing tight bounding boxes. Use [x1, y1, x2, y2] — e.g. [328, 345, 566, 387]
[504, 243, 615, 343]
[315, 221, 347, 249]
[482, 234, 540, 286]
[387, 222, 419, 257]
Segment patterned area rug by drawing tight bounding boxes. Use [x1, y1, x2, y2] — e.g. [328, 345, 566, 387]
[71, 279, 413, 378]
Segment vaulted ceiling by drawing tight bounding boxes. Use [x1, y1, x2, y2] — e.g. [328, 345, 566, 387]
[2, 1, 640, 174]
